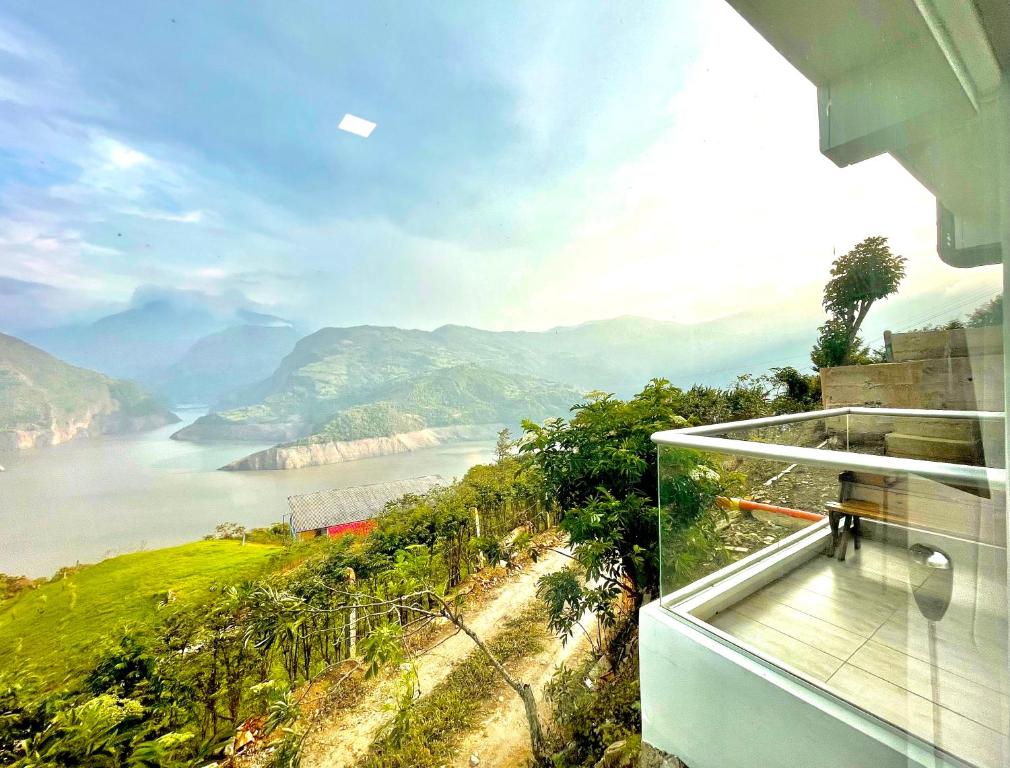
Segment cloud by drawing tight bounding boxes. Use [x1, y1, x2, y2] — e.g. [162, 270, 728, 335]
[127, 284, 275, 319]
[0, 276, 114, 332]
[122, 208, 204, 223]
[104, 140, 148, 169]
[0, 0, 1000, 359]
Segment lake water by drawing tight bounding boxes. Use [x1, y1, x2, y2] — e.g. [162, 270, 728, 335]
[0, 408, 495, 577]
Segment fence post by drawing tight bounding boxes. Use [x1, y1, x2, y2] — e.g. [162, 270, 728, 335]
[473, 506, 486, 568]
[346, 567, 357, 657]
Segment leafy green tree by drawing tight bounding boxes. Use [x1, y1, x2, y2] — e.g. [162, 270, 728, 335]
[519, 379, 686, 512]
[766, 366, 821, 412]
[521, 380, 725, 626]
[812, 236, 906, 368]
[968, 295, 1002, 327]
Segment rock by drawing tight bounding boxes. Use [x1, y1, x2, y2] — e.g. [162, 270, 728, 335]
[220, 424, 499, 470]
[638, 741, 686, 768]
[588, 654, 613, 684]
[470, 754, 480, 766]
[594, 739, 636, 768]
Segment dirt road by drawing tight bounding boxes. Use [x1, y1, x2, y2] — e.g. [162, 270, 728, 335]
[300, 547, 573, 768]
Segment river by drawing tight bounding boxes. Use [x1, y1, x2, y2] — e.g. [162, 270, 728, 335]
[0, 408, 495, 577]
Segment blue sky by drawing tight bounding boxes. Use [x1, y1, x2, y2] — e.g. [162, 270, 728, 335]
[0, 0, 1000, 337]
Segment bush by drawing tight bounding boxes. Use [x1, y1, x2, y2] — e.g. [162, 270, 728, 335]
[545, 646, 642, 767]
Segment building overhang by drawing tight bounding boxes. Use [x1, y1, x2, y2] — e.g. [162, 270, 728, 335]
[726, 0, 1009, 267]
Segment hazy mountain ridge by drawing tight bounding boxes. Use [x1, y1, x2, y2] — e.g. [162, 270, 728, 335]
[171, 314, 813, 468]
[22, 288, 298, 402]
[0, 333, 179, 451]
[150, 324, 301, 406]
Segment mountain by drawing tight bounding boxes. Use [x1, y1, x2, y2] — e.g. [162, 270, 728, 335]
[0, 333, 179, 451]
[149, 324, 301, 406]
[173, 323, 582, 443]
[25, 299, 226, 381]
[171, 313, 813, 469]
[24, 287, 296, 387]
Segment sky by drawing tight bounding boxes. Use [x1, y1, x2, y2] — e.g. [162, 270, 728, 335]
[0, 0, 1001, 339]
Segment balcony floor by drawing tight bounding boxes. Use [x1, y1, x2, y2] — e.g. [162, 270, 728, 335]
[710, 538, 1008, 767]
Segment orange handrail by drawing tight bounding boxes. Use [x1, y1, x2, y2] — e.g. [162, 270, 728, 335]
[717, 496, 824, 522]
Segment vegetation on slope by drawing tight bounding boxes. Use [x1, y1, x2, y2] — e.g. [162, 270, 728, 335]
[0, 333, 177, 447]
[288, 364, 581, 444]
[173, 313, 813, 446]
[0, 541, 286, 686]
[361, 603, 549, 768]
[177, 351, 580, 445]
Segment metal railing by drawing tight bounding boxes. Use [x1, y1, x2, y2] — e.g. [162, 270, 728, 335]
[652, 406, 1006, 491]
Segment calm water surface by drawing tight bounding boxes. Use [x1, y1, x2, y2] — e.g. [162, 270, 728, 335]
[0, 408, 494, 577]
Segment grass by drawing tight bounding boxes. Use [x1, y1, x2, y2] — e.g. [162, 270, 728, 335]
[0, 540, 285, 686]
[361, 602, 549, 768]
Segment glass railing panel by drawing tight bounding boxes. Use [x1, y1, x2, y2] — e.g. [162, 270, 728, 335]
[657, 410, 1008, 766]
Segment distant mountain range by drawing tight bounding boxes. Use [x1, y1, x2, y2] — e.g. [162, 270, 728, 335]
[0, 333, 178, 451]
[23, 296, 300, 406]
[149, 324, 301, 406]
[170, 315, 812, 468]
[15, 303, 814, 467]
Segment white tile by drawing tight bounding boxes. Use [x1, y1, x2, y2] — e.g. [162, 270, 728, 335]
[709, 609, 845, 682]
[829, 664, 1005, 768]
[848, 641, 1009, 734]
[732, 594, 865, 659]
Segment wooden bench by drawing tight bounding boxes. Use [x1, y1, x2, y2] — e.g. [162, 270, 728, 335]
[825, 469, 1003, 560]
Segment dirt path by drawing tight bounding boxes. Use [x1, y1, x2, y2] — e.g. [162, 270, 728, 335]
[455, 607, 597, 768]
[300, 547, 572, 768]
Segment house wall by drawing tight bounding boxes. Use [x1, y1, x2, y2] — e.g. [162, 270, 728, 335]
[326, 520, 377, 537]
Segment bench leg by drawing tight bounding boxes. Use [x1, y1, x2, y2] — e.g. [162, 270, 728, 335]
[853, 516, 862, 551]
[836, 514, 852, 562]
[828, 510, 840, 556]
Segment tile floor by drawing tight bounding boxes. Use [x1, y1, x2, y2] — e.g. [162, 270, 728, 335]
[710, 539, 1009, 767]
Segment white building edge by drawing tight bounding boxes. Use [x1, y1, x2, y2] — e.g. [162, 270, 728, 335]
[640, 3, 1010, 766]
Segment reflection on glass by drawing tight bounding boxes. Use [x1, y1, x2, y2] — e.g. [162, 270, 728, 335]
[658, 400, 1008, 766]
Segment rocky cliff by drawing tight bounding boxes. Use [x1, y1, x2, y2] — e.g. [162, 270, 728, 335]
[0, 333, 179, 451]
[221, 424, 499, 470]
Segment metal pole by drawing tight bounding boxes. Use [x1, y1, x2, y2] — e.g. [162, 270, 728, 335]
[998, 77, 1010, 766]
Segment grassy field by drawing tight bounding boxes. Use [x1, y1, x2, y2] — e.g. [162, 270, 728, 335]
[0, 540, 285, 686]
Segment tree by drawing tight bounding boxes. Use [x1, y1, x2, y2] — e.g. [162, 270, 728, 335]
[494, 427, 514, 463]
[967, 295, 1002, 327]
[766, 367, 821, 413]
[520, 380, 726, 653]
[325, 585, 550, 765]
[812, 236, 906, 368]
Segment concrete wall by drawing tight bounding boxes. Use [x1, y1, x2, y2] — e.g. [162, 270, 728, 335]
[820, 355, 1003, 411]
[819, 328, 1003, 464]
[887, 326, 1002, 362]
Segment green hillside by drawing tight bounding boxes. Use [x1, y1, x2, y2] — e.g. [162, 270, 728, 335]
[173, 325, 582, 444]
[0, 541, 284, 685]
[0, 333, 177, 449]
[172, 314, 813, 447]
[300, 364, 580, 443]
